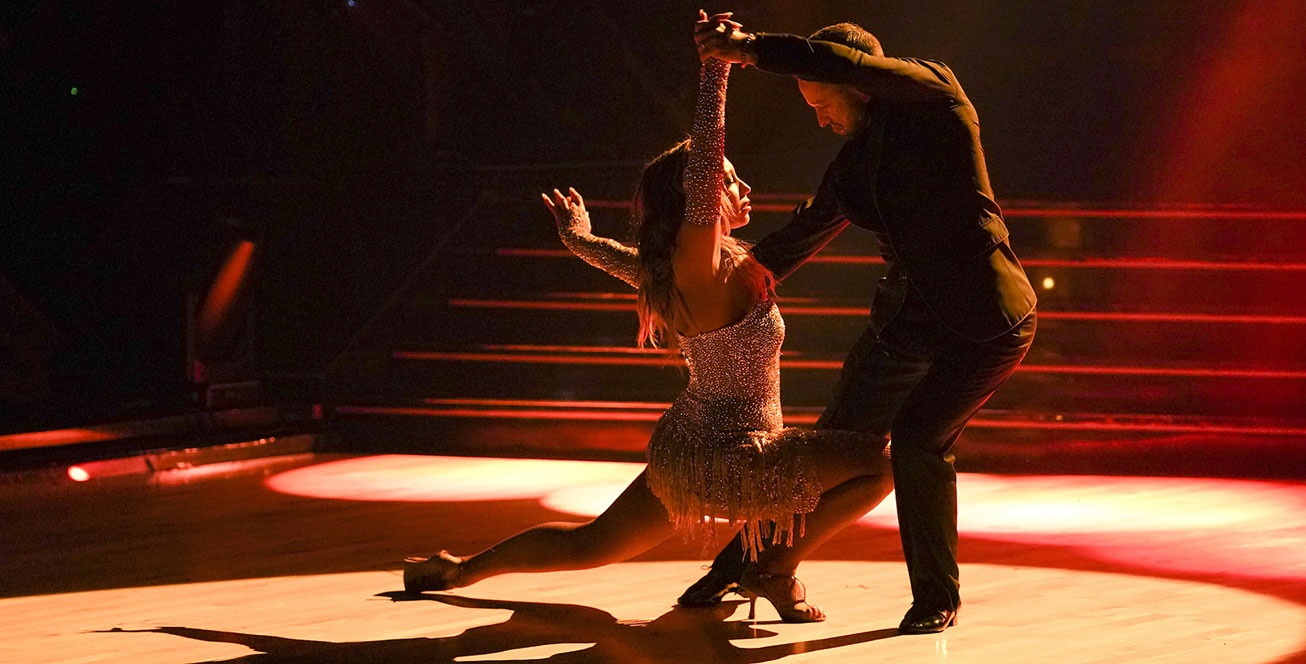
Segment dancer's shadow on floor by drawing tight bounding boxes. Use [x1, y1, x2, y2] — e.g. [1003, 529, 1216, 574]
[101, 591, 899, 663]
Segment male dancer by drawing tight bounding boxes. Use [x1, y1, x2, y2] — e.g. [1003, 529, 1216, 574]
[686, 16, 1037, 634]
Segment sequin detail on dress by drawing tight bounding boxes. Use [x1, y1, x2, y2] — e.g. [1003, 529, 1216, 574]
[646, 299, 836, 559]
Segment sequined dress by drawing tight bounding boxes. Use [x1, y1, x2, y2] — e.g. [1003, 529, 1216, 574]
[645, 299, 874, 557]
[556, 60, 875, 558]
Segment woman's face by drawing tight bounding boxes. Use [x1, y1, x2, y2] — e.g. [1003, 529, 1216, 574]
[721, 157, 752, 230]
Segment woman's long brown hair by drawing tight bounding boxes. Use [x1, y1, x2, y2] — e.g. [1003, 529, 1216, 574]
[631, 140, 775, 348]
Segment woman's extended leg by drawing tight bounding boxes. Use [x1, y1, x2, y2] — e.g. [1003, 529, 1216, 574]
[406, 469, 676, 591]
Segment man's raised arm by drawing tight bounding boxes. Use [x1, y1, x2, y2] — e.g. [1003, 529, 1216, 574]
[695, 16, 955, 104]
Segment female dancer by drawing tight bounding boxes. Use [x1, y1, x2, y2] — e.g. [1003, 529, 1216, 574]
[403, 31, 893, 623]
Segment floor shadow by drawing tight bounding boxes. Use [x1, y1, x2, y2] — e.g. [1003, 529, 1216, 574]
[101, 591, 900, 663]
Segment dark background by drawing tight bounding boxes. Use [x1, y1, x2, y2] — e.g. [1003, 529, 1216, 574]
[3, 0, 1305, 429]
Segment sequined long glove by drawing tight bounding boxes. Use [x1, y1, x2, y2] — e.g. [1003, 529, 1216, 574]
[543, 187, 640, 289]
[683, 58, 730, 227]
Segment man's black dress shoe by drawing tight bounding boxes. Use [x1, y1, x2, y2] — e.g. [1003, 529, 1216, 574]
[677, 565, 743, 607]
[898, 605, 959, 634]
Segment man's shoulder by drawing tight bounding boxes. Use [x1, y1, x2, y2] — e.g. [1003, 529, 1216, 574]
[891, 57, 956, 86]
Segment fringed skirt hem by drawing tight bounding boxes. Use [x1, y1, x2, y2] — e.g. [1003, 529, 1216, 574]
[645, 414, 833, 561]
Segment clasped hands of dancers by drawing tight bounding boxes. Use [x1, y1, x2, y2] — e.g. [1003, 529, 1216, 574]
[404, 10, 1036, 635]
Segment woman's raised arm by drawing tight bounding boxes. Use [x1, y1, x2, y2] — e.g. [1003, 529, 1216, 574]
[673, 57, 731, 290]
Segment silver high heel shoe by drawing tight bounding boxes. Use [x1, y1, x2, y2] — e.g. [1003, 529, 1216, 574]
[737, 567, 826, 623]
[403, 551, 462, 593]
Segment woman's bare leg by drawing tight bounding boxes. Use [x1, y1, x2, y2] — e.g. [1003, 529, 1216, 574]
[416, 470, 676, 590]
[758, 474, 893, 575]
[730, 439, 893, 621]
[758, 439, 894, 575]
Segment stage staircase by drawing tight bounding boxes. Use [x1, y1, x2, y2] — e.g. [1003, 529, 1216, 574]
[325, 165, 1306, 479]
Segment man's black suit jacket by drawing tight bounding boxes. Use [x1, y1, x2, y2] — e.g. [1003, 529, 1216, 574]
[747, 34, 1037, 342]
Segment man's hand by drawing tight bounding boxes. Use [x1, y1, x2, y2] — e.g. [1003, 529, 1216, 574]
[694, 9, 755, 65]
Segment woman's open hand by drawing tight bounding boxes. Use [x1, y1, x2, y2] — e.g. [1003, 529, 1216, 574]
[542, 187, 591, 236]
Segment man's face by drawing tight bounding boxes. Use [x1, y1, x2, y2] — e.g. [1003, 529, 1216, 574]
[797, 79, 868, 136]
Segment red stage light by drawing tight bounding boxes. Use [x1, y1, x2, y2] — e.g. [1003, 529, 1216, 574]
[195, 239, 258, 363]
[67, 466, 90, 482]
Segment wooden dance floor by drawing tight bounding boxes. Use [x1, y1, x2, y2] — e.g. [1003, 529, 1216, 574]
[3, 453, 1306, 663]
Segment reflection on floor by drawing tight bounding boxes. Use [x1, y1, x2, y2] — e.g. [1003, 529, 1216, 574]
[2, 454, 1305, 663]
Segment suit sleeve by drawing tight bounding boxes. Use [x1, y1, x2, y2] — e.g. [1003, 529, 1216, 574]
[751, 33, 955, 104]
[750, 161, 849, 282]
